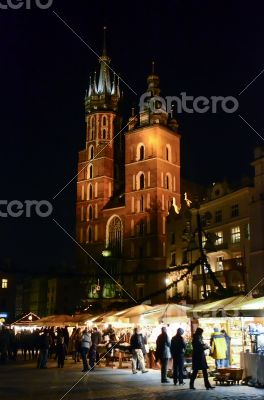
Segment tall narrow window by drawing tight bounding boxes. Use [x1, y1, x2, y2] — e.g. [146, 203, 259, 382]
[89, 184, 93, 200]
[139, 220, 144, 235]
[89, 165, 93, 179]
[165, 144, 172, 162]
[89, 146, 94, 160]
[139, 145, 144, 160]
[88, 205, 93, 220]
[139, 173, 145, 189]
[140, 195, 144, 212]
[231, 204, 239, 218]
[102, 128, 107, 140]
[106, 216, 123, 256]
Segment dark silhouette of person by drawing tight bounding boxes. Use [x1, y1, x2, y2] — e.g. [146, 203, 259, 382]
[170, 327, 186, 385]
[190, 328, 215, 390]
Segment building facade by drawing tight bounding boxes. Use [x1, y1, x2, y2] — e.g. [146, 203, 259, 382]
[166, 147, 264, 302]
[76, 45, 181, 305]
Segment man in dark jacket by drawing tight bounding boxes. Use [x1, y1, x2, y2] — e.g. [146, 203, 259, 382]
[38, 329, 50, 369]
[155, 326, 171, 383]
[91, 327, 102, 363]
[130, 327, 148, 374]
[190, 328, 215, 390]
[170, 327, 186, 385]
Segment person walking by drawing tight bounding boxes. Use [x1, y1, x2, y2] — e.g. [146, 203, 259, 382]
[91, 327, 102, 363]
[170, 327, 186, 385]
[130, 327, 148, 374]
[210, 327, 227, 369]
[155, 326, 171, 383]
[38, 329, 50, 369]
[190, 328, 215, 390]
[80, 328, 91, 372]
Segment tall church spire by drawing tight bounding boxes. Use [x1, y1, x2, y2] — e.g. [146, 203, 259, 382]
[97, 27, 111, 94]
[85, 27, 120, 114]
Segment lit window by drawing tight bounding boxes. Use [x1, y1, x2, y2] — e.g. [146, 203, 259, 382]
[231, 226, 240, 243]
[216, 256, 224, 271]
[2, 279, 8, 289]
[215, 231, 223, 245]
[200, 284, 211, 299]
[231, 204, 239, 218]
[245, 223, 250, 239]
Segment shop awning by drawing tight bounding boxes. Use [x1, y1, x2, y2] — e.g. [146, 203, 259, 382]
[141, 303, 191, 324]
[35, 314, 75, 327]
[227, 296, 264, 317]
[187, 295, 246, 318]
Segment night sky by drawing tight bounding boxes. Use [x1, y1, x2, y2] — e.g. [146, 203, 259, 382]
[0, 0, 263, 271]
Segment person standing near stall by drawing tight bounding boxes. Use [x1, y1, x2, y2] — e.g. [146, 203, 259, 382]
[80, 328, 91, 372]
[155, 326, 171, 383]
[170, 327, 186, 385]
[221, 329, 231, 367]
[210, 327, 227, 369]
[130, 327, 148, 374]
[190, 328, 215, 390]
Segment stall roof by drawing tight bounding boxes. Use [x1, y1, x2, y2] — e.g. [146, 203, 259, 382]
[187, 295, 246, 318]
[35, 314, 75, 327]
[141, 303, 191, 323]
[12, 312, 40, 325]
[227, 296, 264, 317]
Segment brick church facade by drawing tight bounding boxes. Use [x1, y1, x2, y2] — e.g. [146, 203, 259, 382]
[76, 42, 181, 306]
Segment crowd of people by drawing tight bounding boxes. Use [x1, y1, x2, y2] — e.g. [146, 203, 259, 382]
[0, 323, 231, 390]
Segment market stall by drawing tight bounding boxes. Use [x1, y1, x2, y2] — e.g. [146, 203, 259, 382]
[11, 312, 40, 333]
[227, 296, 264, 387]
[187, 295, 249, 368]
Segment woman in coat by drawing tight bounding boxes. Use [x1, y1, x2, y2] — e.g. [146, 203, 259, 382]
[190, 328, 215, 390]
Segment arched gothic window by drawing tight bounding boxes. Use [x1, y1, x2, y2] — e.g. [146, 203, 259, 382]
[139, 173, 145, 189]
[166, 144, 172, 162]
[139, 145, 144, 160]
[89, 146, 94, 160]
[89, 184, 93, 200]
[102, 128, 107, 140]
[89, 165, 93, 179]
[106, 216, 123, 256]
[88, 205, 93, 220]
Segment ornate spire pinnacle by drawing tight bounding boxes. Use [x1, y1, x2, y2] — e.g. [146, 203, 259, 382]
[88, 75, 92, 96]
[98, 27, 111, 94]
[92, 71, 98, 95]
[102, 26, 107, 57]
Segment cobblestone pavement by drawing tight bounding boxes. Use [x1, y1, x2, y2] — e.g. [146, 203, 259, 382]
[1, 359, 263, 400]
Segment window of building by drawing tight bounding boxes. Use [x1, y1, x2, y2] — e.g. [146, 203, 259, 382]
[89, 146, 94, 160]
[89, 165, 93, 179]
[89, 184, 93, 200]
[165, 144, 172, 162]
[102, 115, 107, 125]
[215, 231, 223, 245]
[231, 226, 240, 243]
[200, 284, 211, 299]
[216, 256, 224, 271]
[140, 195, 144, 212]
[90, 116, 95, 140]
[102, 128, 107, 140]
[1, 279, 8, 289]
[139, 145, 144, 160]
[139, 173, 145, 189]
[231, 204, 239, 218]
[245, 223, 250, 239]
[215, 210, 222, 223]
[88, 205, 93, 220]
[106, 216, 123, 255]
[171, 252, 176, 266]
